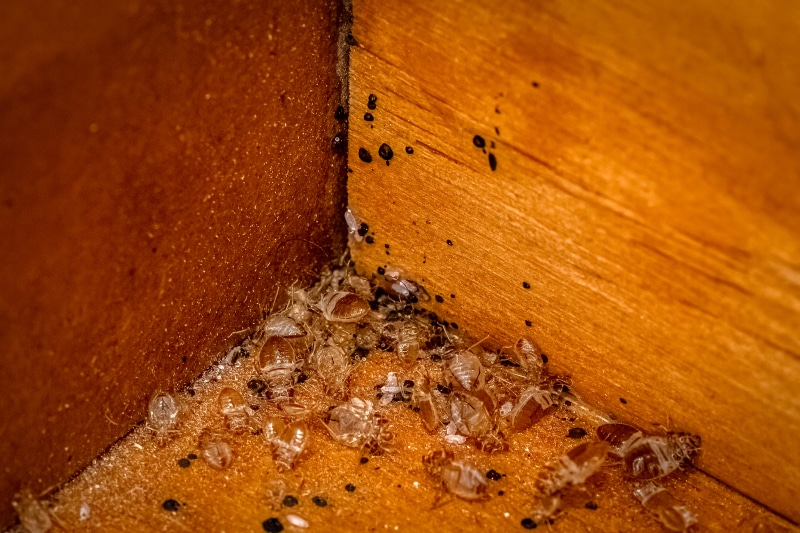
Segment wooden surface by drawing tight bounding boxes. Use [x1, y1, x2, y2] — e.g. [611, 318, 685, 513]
[0, 0, 346, 528]
[45, 349, 794, 532]
[346, 0, 800, 522]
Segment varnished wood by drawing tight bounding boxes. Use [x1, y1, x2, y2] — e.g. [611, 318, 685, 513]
[347, 0, 800, 521]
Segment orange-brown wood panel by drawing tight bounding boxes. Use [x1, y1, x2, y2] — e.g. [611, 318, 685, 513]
[347, 0, 800, 521]
[0, 0, 346, 528]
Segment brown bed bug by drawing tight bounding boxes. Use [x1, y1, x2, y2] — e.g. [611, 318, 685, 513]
[218, 387, 254, 434]
[257, 336, 298, 401]
[633, 483, 697, 532]
[423, 450, 488, 501]
[263, 417, 310, 472]
[147, 392, 180, 446]
[198, 430, 234, 470]
[535, 441, 609, 497]
[325, 398, 395, 453]
[508, 385, 556, 432]
[317, 291, 371, 323]
[12, 490, 52, 533]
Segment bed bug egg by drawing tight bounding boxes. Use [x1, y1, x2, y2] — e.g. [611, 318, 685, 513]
[423, 450, 489, 501]
[344, 208, 363, 243]
[536, 441, 609, 496]
[633, 483, 698, 532]
[147, 392, 180, 446]
[263, 416, 310, 472]
[12, 490, 52, 533]
[198, 430, 234, 470]
[318, 291, 371, 323]
[257, 336, 298, 401]
[218, 387, 254, 434]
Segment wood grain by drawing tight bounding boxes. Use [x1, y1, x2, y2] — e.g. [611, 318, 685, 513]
[0, 0, 346, 528]
[346, 0, 800, 521]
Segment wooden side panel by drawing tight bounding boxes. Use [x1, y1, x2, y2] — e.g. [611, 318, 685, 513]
[347, 0, 800, 520]
[0, 0, 346, 527]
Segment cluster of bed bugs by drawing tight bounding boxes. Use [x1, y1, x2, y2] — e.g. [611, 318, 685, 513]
[133, 222, 707, 531]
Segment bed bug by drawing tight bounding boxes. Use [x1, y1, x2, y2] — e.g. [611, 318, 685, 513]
[262, 315, 306, 338]
[218, 387, 254, 433]
[596, 423, 644, 458]
[508, 385, 555, 432]
[535, 441, 609, 497]
[317, 291, 371, 323]
[396, 321, 422, 365]
[633, 483, 697, 532]
[198, 430, 234, 470]
[422, 450, 488, 501]
[622, 432, 700, 480]
[413, 375, 441, 432]
[257, 336, 298, 401]
[263, 417, 310, 472]
[325, 398, 395, 453]
[147, 392, 180, 446]
[12, 490, 52, 533]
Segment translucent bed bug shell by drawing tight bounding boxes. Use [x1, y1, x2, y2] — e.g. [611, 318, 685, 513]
[325, 398, 394, 453]
[346, 274, 373, 300]
[596, 423, 644, 458]
[198, 430, 234, 470]
[413, 376, 441, 432]
[396, 321, 422, 365]
[312, 342, 351, 398]
[633, 483, 698, 532]
[423, 450, 488, 501]
[513, 337, 544, 377]
[535, 441, 609, 496]
[318, 291, 371, 323]
[218, 387, 254, 434]
[147, 392, 180, 446]
[12, 490, 52, 533]
[262, 315, 306, 338]
[344, 208, 363, 243]
[448, 351, 485, 392]
[450, 392, 492, 438]
[508, 386, 555, 432]
[263, 417, 310, 472]
[623, 433, 700, 480]
[257, 336, 298, 401]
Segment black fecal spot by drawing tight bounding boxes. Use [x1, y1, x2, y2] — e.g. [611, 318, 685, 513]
[177, 458, 191, 468]
[385, 160, 390, 167]
[436, 384, 451, 395]
[585, 501, 598, 510]
[365, 236, 375, 244]
[489, 152, 497, 171]
[620, 397, 628, 404]
[187, 388, 195, 396]
[162, 499, 181, 512]
[404, 380, 415, 388]
[187, 453, 197, 460]
[486, 469, 502, 481]
[450, 322, 458, 330]
[358, 148, 372, 163]
[345, 33, 358, 46]
[377, 266, 385, 275]
[494, 127, 500, 136]
[353, 347, 370, 361]
[405, 146, 414, 154]
[181, 356, 187, 363]
[358, 222, 369, 237]
[360, 457, 369, 464]
[297, 373, 308, 384]
[568, 427, 587, 439]
[332, 132, 346, 151]
[564, 400, 572, 407]
[282, 495, 298, 507]
[384, 243, 390, 249]
[498, 490, 505, 496]
[435, 295, 444, 303]
[312, 496, 327, 507]
[262, 518, 284, 533]
[345, 484, 356, 492]
[379, 143, 394, 160]
[541, 353, 549, 364]
[335, 106, 347, 120]
[446, 239, 453, 246]
[443, 321, 450, 328]
[500, 359, 520, 368]
[368, 101, 377, 110]
[473, 135, 486, 148]
[532, 81, 539, 88]
[495, 105, 501, 114]
[364, 112, 374, 121]
[522, 281, 531, 289]
[521, 518, 537, 529]
[251, 404, 260, 411]
[562, 385, 570, 394]
[525, 320, 532, 327]
[368, 93, 377, 104]
[450, 294, 455, 298]
[430, 353, 442, 362]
